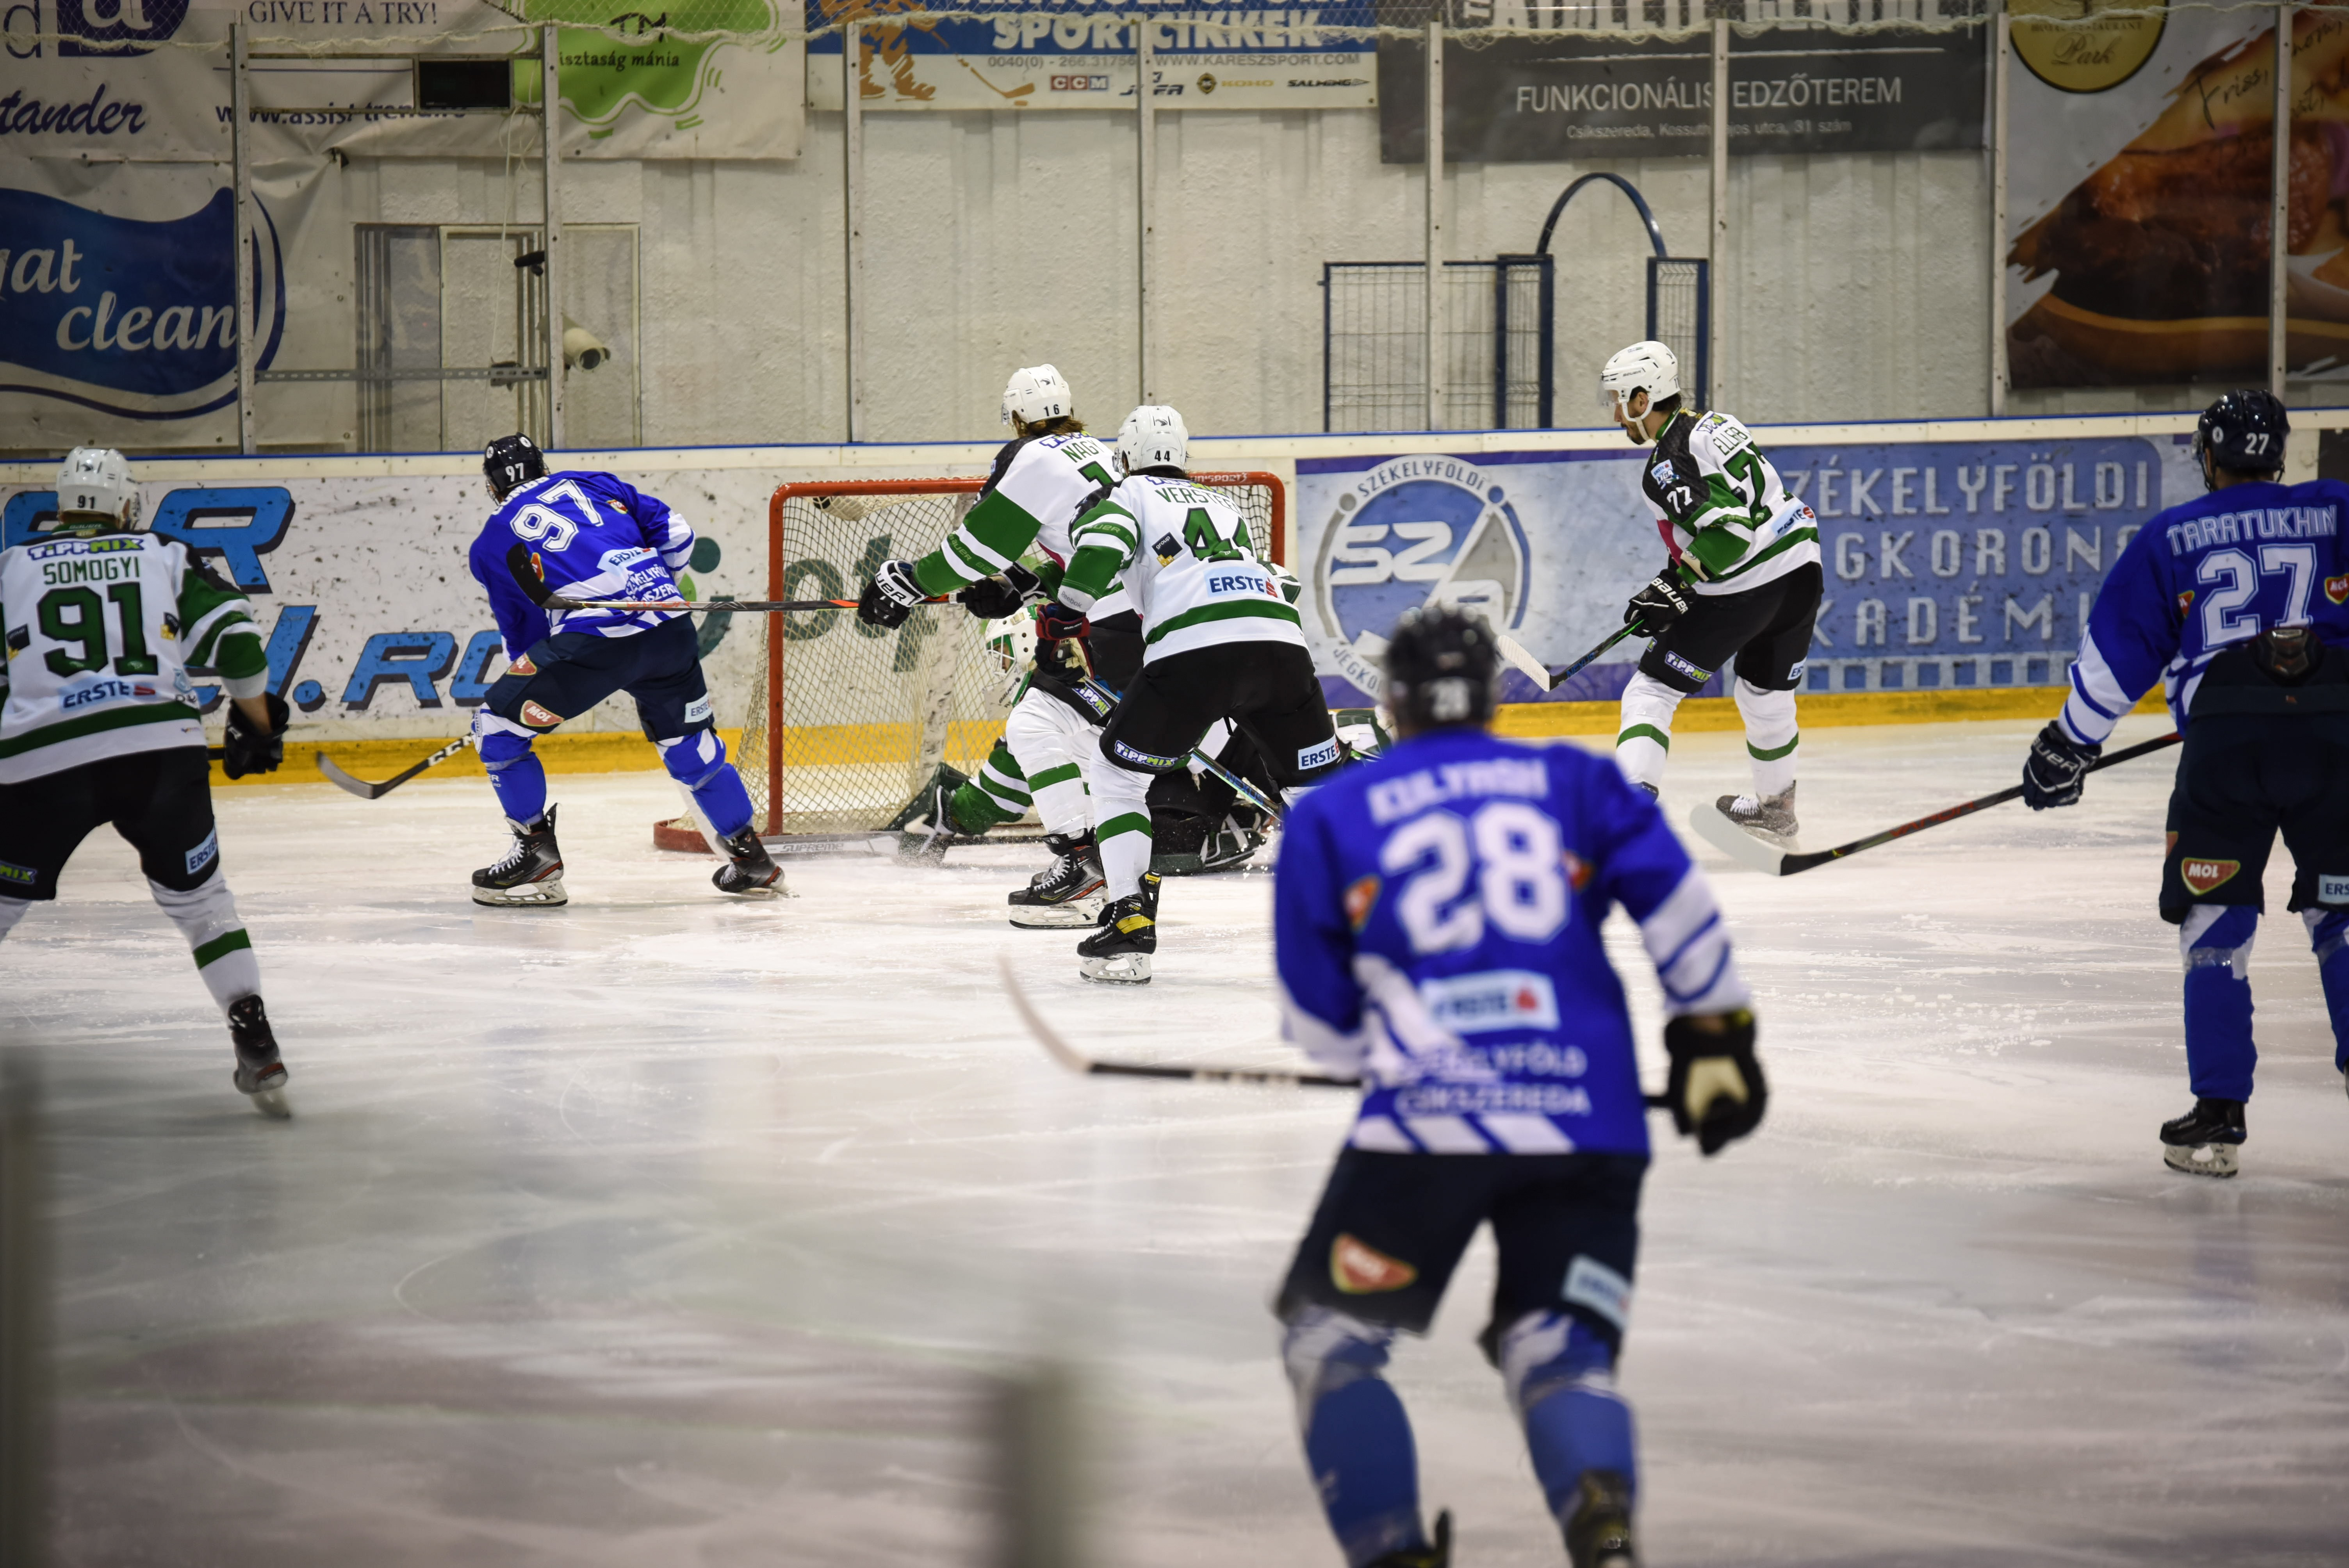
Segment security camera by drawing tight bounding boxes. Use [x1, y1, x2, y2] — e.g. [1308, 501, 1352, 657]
[562, 317, 612, 371]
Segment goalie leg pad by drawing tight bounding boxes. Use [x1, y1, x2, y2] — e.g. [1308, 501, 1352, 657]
[1614, 672, 1686, 794]
[1496, 1310, 1638, 1531]
[2181, 903, 2260, 1103]
[150, 868, 260, 1011]
[1279, 1306, 1427, 1568]
[473, 712, 548, 825]
[658, 728, 754, 841]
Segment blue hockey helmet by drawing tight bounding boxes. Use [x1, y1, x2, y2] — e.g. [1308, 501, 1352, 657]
[483, 432, 546, 501]
[2192, 390, 2288, 487]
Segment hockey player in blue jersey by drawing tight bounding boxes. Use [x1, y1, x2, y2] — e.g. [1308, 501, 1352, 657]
[464, 434, 783, 906]
[2023, 390, 2349, 1177]
[1270, 605, 1768, 1568]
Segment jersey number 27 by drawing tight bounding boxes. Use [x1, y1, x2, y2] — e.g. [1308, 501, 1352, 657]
[1380, 802, 1570, 954]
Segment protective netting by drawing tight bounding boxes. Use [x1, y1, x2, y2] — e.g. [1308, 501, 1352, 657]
[658, 473, 1282, 847]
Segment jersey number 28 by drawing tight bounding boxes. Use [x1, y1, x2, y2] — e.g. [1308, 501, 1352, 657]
[1379, 802, 1569, 954]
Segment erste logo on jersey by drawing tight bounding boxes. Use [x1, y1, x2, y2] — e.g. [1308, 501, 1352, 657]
[1308, 457, 1530, 699]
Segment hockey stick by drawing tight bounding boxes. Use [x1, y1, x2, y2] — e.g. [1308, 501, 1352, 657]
[503, 543, 942, 615]
[316, 735, 474, 800]
[1001, 956, 1360, 1087]
[1075, 676, 1288, 823]
[1687, 730, 2184, 877]
[1003, 955, 1677, 1105]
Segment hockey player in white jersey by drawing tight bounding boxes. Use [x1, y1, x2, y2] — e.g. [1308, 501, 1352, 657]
[0, 448, 292, 1116]
[1600, 342, 1821, 837]
[859, 364, 1132, 925]
[1053, 405, 1344, 982]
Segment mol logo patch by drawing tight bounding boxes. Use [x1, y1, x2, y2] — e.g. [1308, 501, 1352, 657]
[2179, 857, 2240, 895]
[1344, 874, 1381, 930]
[520, 700, 565, 728]
[2328, 573, 2349, 606]
[1331, 1233, 1416, 1294]
[1310, 456, 1530, 702]
[2177, 590, 2196, 615]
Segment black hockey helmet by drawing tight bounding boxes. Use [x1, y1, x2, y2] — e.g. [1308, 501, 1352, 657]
[2193, 390, 2289, 486]
[483, 432, 546, 501]
[1383, 604, 1499, 732]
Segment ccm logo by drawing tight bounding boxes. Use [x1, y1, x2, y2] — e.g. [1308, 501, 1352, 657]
[1051, 74, 1109, 91]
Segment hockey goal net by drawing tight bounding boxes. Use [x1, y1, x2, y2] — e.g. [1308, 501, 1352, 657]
[654, 472, 1286, 851]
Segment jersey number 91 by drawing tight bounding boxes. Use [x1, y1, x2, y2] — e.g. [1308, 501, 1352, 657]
[1379, 802, 1570, 954]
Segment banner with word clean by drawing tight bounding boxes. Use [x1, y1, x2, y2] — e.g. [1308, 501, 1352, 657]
[806, 0, 1377, 110]
[1293, 434, 2202, 704]
[1379, 22, 1985, 162]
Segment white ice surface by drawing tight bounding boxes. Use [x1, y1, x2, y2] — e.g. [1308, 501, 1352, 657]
[4, 715, 2347, 1566]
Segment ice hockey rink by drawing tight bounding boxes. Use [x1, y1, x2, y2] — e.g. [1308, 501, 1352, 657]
[4, 713, 2345, 1567]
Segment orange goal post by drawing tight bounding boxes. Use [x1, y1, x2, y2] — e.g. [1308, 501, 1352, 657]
[653, 472, 1287, 852]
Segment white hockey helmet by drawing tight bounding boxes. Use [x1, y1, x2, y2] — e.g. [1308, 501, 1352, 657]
[54, 445, 139, 529]
[1116, 404, 1189, 475]
[1598, 340, 1681, 425]
[1001, 363, 1074, 429]
[983, 609, 1039, 707]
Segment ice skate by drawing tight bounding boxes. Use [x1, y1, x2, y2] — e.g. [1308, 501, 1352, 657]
[884, 762, 971, 859]
[1715, 782, 1798, 841]
[1008, 832, 1105, 928]
[1564, 1470, 1637, 1568]
[226, 994, 290, 1119]
[2160, 1096, 2246, 1178]
[1196, 813, 1266, 873]
[473, 806, 566, 907]
[1077, 872, 1160, 984]
[711, 825, 786, 896]
[1366, 1509, 1451, 1568]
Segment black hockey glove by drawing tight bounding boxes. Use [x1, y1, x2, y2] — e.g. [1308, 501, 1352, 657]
[1625, 570, 1692, 635]
[2021, 720, 2100, 811]
[957, 576, 1027, 620]
[1663, 1009, 1766, 1156]
[856, 558, 925, 629]
[221, 691, 290, 780]
[1038, 601, 1088, 642]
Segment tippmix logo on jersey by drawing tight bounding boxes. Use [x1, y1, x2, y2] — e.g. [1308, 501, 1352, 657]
[1308, 457, 1531, 700]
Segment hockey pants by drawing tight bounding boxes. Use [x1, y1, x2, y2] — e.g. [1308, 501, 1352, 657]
[1615, 672, 1799, 797]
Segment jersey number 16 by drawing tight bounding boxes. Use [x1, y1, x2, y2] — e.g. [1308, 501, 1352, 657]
[1380, 802, 1570, 954]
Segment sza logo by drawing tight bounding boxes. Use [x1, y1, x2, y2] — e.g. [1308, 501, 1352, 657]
[1050, 75, 1109, 91]
[1312, 456, 1529, 699]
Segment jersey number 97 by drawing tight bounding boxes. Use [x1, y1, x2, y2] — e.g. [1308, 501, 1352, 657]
[506, 479, 602, 553]
[1379, 802, 1570, 954]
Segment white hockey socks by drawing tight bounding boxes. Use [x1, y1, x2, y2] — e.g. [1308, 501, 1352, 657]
[1091, 759, 1155, 901]
[1615, 672, 1686, 793]
[1005, 693, 1095, 839]
[0, 897, 29, 942]
[150, 870, 260, 1012]
[1734, 679, 1800, 798]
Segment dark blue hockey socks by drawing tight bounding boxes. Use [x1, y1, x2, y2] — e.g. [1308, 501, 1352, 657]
[1282, 1310, 1428, 1566]
[479, 729, 550, 825]
[2305, 908, 2349, 1075]
[1498, 1312, 1638, 1537]
[2181, 904, 2260, 1102]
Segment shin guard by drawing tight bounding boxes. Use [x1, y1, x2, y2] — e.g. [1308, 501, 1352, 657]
[150, 869, 259, 1011]
[474, 715, 549, 825]
[2181, 903, 2260, 1102]
[1733, 678, 1800, 798]
[2304, 907, 2349, 1073]
[1615, 673, 1686, 793]
[1498, 1311, 1638, 1532]
[1281, 1307, 1425, 1568]
[1091, 760, 1155, 902]
[658, 728, 755, 841]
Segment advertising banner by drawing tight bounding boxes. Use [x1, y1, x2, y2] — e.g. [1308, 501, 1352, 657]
[805, 0, 1377, 111]
[0, 0, 802, 161]
[1378, 20, 1985, 163]
[0, 468, 777, 739]
[2006, 5, 2349, 388]
[1294, 435, 2201, 705]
